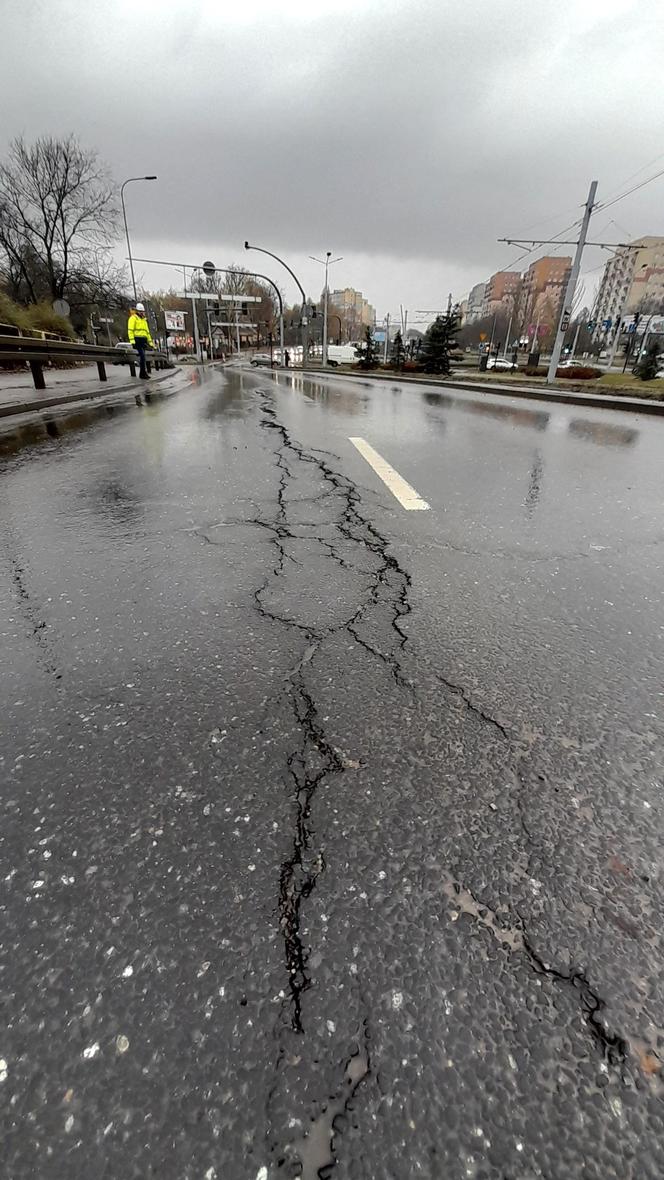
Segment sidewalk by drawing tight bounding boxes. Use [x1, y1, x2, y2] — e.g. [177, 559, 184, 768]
[0, 362, 175, 419]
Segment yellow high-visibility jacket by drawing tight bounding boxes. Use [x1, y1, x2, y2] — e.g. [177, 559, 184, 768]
[127, 313, 153, 346]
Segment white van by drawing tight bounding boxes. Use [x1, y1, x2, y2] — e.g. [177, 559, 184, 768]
[326, 344, 358, 366]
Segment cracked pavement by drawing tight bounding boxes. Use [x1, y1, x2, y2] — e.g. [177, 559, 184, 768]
[1, 364, 664, 1178]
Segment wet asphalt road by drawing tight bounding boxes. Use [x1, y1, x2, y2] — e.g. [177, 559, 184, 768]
[1, 364, 664, 1179]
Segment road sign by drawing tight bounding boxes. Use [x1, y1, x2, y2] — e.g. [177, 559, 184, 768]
[180, 291, 262, 303]
[479, 332, 487, 341]
[602, 317, 612, 329]
[202, 260, 216, 277]
[52, 298, 70, 317]
[98, 317, 113, 324]
[560, 309, 571, 332]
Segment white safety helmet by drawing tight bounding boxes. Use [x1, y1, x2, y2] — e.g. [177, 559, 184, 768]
[136, 302, 145, 312]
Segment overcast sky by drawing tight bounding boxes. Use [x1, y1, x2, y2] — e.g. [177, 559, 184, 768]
[2, 0, 663, 322]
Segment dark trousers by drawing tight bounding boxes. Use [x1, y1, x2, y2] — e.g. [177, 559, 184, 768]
[134, 336, 149, 378]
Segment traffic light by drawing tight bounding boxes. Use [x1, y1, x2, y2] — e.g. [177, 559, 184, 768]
[241, 302, 248, 316]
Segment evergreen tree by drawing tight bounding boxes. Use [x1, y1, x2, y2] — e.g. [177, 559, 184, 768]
[635, 340, 661, 381]
[355, 325, 379, 370]
[390, 329, 405, 370]
[422, 306, 460, 375]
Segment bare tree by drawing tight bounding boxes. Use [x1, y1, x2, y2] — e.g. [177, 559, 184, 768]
[0, 134, 118, 304]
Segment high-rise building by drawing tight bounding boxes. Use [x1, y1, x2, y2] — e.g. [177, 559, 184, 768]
[330, 287, 375, 337]
[593, 237, 664, 335]
[467, 281, 487, 323]
[517, 256, 572, 334]
[482, 270, 521, 317]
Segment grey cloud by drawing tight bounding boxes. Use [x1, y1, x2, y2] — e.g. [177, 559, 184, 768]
[1, 0, 663, 293]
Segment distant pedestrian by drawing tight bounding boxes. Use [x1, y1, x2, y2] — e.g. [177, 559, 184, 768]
[127, 303, 153, 379]
[284, 349, 290, 368]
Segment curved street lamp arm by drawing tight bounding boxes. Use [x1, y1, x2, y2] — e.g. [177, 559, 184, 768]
[244, 242, 306, 305]
[235, 269, 283, 315]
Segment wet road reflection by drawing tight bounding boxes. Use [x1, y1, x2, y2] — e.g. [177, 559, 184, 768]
[524, 449, 544, 517]
[423, 389, 550, 431]
[568, 417, 638, 448]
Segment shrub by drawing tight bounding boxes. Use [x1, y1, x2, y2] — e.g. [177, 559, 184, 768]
[556, 364, 602, 380]
[0, 293, 75, 339]
[25, 301, 75, 339]
[523, 366, 547, 377]
[635, 342, 661, 382]
[0, 291, 31, 333]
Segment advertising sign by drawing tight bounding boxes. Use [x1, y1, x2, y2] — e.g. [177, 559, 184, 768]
[165, 310, 186, 331]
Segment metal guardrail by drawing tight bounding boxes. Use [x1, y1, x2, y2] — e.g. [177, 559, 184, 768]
[0, 334, 172, 390]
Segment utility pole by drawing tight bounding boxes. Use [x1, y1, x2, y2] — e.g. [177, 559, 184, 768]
[569, 320, 582, 362]
[497, 181, 639, 379]
[531, 311, 541, 357]
[383, 312, 390, 363]
[192, 288, 202, 361]
[206, 307, 213, 360]
[546, 180, 597, 382]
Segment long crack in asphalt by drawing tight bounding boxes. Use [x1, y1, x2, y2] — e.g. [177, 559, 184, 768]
[253, 396, 413, 1031]
[240, 391, 640, 1173]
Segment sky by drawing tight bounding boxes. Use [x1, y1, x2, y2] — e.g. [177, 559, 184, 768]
[1, 0, 664, 325]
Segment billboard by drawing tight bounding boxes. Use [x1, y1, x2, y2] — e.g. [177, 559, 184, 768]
[165, 310, 186, 331]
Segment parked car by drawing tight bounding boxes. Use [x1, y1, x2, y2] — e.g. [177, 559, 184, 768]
[486, 355, 516, 371]
[250, 353, 275, 367]
[112, 341, 135, 364]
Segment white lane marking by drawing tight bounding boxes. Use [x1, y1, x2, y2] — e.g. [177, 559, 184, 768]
[349, 437, 430, 511]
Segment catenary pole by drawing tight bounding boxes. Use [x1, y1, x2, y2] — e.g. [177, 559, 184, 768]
[546, 181, 598, 383]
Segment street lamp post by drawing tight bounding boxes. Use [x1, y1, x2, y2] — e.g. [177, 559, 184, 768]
[245, 241, 308, 366]
[120, 176, 157, 303]
[311, 254, 342, 365]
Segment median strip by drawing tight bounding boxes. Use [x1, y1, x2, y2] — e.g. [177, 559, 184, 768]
[349, 437, 430, 511]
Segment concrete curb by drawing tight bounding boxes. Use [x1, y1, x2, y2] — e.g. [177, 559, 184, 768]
[295, 366, 664, 418]
[0, 369, 174, 420]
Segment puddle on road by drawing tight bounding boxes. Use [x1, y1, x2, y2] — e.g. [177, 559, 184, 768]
[289, 1049, 370, 1179]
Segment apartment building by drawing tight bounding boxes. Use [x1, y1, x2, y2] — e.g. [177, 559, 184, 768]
[466, 281, 487, 323]
[593, 236, 664, 333]
[517, 256, 572, 331]
[330, 287, 376, 333]
[482, 270, 521, 316]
